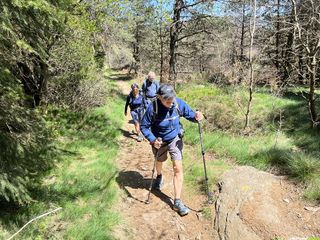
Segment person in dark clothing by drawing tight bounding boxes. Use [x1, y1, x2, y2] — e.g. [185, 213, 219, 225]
[141, 71, 160, 109]
[125, 83, 145, 142]
[140, 84, 203, 216]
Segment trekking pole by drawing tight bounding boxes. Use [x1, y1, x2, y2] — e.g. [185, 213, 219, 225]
[145, 137, 162, 204]
[198, 121, 213, 204]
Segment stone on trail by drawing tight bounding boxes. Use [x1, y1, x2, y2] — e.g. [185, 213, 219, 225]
[214, 166, 319, 240]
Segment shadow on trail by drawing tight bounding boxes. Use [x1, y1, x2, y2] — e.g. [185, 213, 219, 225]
[118, 128, 137, 141]
[116, 170, 173, 208]
[117, 119, 139, 141]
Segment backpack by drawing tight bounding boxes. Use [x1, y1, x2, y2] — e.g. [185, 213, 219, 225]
[151, 99, 185, 138]
[142, 79, 159, 98]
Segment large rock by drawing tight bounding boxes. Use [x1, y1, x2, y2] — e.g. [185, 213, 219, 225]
[214, 166, 319, 240]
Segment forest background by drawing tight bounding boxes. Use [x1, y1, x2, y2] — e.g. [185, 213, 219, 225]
[0, 0, 319, 239]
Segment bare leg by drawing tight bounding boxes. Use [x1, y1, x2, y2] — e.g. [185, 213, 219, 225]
[155, 161, 163, 175]
[172, 160, 183, 200]
[134, 122, 140, 135]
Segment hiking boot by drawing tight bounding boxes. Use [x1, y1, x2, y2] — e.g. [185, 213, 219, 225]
[152, 174, 164, 190]
[173, 199, 189, 216]
[137, 132, 144, 142]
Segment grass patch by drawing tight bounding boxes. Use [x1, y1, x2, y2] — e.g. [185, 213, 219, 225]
[0, 84, 124, 239]
[178, 84, 320, 202]
[183, 134, 230, 198]
[178, 84, 297, 134]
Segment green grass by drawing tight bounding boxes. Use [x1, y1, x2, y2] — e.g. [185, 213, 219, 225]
[178, 84, 320, 202]
[177, 84, 297, 134]
[308, 237, 320, 240]
[0, 87, 124, 239]
[182, 125, 230, 198]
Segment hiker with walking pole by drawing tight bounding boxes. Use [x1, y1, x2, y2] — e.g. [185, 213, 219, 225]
[141, 84, 203, 216]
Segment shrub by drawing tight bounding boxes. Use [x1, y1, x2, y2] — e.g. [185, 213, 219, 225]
[0, 68, 53, 204]
[46, 10, 107, 112]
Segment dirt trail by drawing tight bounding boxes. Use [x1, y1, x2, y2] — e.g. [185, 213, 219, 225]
[112, 75, 320, 240]
[113, 79, 218, 240]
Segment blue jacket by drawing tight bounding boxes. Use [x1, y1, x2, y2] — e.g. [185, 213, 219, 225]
[125, 92, 144, 114]
[141, 98, 197, 143]
[142, 79, 160, 98]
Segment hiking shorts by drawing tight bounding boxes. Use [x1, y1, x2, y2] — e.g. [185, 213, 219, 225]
[131, 108, 143, 124]
[152, 135, 183, 162]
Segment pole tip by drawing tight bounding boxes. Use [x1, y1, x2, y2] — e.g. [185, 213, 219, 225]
[208, 192, 214, 204]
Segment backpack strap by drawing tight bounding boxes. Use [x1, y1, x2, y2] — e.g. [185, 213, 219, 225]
[174, 99, 182, 117]
[174, 100, 184, 138]
[151, 98, 181, 123]
[142, 79, 147, 97]
[152, 99, 158, 123]
[128, 92, 134, 106]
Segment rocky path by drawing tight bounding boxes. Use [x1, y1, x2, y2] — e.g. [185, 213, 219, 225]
[214, 166, 320, 240]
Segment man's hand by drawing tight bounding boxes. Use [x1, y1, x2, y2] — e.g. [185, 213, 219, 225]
[195, 111, 204, 121]
[152, 138, 163, 149]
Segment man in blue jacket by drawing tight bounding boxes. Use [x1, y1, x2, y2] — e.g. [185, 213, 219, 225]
[141, 71, 160, 108]
[141, 84, 203, 216]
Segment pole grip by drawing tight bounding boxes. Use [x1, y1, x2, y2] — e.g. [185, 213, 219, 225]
[195, 109, 207, 120]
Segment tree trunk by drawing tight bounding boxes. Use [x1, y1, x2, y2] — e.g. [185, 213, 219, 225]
[298, 47, 304, 83]
[283, 3, 296, 80]
[199, 37, 205, 73]
[291, 0, 320, 127]
[308, 55, 318, 127]
[169, 0, 183, 85]
[240, 3, 246, 62]
[238, 2, 246, 83]
[159, 1, 165, 82]
[275, 0, 280, 69]
[131, 25, 141, 74]
[244, 0, 256, 130]
[159, 26, 164, 82]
